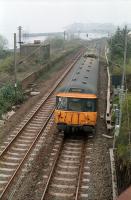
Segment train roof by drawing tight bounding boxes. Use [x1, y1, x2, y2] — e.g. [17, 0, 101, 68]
[58, 54, 99, 95]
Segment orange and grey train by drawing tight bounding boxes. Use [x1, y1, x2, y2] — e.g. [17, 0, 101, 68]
[54, 52, 99, 133]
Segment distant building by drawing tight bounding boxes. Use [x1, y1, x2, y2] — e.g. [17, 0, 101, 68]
[20, 41, 50, 59]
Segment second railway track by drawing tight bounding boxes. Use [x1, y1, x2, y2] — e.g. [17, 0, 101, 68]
[35, 133, 94, 200]
[0, 50, 84, 199]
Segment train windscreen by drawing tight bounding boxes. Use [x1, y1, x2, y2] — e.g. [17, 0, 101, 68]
[56, 97, 97, 112]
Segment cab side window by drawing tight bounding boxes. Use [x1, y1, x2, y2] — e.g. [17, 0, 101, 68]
[85, 99, 97, 112]
[57, 97, 67, 110]
[85, 101, 94, 111]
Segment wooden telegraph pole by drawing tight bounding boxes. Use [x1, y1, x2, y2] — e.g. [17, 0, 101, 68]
[14, 33, 17, 103]
[18, 26, 22, 55]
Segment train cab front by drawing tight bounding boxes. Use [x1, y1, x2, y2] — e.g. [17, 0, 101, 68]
[54, 92, 97, 133]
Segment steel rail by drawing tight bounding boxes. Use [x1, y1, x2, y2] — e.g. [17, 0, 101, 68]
[75, 139, 86, 200]
[40, 137, 64, 200]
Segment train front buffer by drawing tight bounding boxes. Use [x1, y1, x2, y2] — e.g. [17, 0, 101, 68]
[54, 110, 97, 132]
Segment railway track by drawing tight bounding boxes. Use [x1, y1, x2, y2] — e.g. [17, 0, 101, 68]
[0, 50, 84, 199]
[36, 133, 94, 200]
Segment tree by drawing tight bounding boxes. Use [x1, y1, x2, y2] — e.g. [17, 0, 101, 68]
[108, 27, 131, 63]
[0, 34, 9, 58]
[0, 34, 8, 50]
[45, 36, 64, 49]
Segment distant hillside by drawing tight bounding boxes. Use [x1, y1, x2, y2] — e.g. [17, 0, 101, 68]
[65, 23, 116, 33]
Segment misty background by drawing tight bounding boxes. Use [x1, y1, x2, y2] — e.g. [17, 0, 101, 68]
[0, 0, 131, 48]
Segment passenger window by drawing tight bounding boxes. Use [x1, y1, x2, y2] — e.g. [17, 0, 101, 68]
[85, 101, 94, 112]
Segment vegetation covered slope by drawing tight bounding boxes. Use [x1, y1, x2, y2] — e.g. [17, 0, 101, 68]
[0, 34, 82, 118]
[108, 27, 131, 193]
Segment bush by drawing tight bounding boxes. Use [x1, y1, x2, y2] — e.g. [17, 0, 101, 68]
[0, 50, 11, 59]
[0, 55, 14, 74]
[116, 93, 131, 162]
[0, 83, 24, 118]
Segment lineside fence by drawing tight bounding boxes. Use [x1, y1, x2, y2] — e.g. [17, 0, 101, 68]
[105, 46, 118, 200]
[105, 46, 112, 131]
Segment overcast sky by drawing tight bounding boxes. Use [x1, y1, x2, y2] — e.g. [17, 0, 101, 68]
[0, 0, 131, 46]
